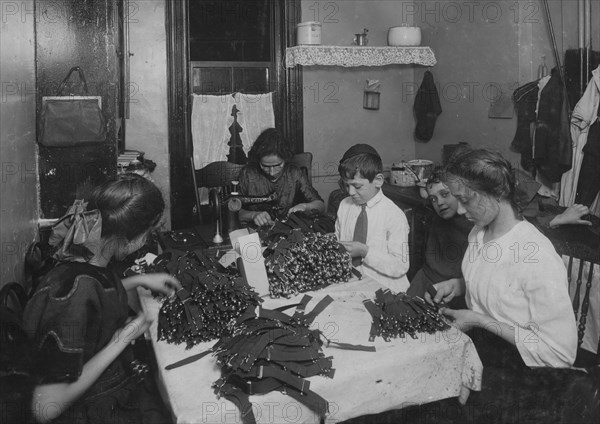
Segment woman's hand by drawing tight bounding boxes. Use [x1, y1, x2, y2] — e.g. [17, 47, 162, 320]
[424, 278, 464, 305]
[135, 273, 181, 297]
[439, 308, 483, 332]
[288, 203, 308, 214]
[339, 241, 368, 259]
[440, 308, 517, 344]
[549, 204, 591, 228]
[253, 211, 273, 227]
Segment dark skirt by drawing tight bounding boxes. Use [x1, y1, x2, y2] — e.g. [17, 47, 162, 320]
[50, 344, 172, 424]
[461, 329, 596, 424]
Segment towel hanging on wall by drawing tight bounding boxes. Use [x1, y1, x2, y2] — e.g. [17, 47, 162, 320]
[414, 70, 442, 142]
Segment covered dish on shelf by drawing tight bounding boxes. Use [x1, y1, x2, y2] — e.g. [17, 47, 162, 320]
[388, 26, 422, 46]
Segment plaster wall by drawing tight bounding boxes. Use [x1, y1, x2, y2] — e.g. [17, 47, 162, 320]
[126, 0, 171, 228]
[413, 0, 587, 166]
[301, 0, 419, 205]
[0, 0, 39, 285]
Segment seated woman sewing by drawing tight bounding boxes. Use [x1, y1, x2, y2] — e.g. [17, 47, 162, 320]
[238, 128, 325, 227]
[421, 147, 597, 423]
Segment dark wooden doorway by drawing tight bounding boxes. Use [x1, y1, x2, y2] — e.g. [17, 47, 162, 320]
[36, 0, 124, 218]
[166, 0, 303, 229]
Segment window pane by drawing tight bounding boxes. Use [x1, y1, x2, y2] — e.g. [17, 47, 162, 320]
[191, 67, 232, 94]
[189, 0, 272, 62]
[233, 68, 269, 93]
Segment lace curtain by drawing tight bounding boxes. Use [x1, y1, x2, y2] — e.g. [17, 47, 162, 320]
[191, 94, 236, 167]
[191, 92, 275, 165]
[235, 92, 275, 154]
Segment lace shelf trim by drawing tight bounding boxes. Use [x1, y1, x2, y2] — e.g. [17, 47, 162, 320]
[286, 46, 437, 68]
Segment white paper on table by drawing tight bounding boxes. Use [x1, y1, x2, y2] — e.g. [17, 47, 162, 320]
[229, 228, 250, 252]
[218, 250, 240, 268]
[237, 232, 270, 296]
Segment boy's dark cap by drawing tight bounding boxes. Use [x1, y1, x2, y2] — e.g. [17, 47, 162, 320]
[340, 144, 381, 164]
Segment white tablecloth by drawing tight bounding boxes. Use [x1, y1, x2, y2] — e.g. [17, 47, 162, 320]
[138, 278, 482, 424]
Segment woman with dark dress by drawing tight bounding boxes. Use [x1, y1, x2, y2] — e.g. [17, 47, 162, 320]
[23, 174, 181, 424]
[238, 128, 325, 227]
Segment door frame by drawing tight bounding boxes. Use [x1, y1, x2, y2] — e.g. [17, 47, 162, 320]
[165, 0, 303, 229]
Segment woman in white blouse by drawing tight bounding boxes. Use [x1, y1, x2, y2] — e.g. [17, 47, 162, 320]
[427, 148, 577, 368]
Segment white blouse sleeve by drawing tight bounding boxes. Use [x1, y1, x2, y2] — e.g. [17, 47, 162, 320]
[513, 253, 577, 368]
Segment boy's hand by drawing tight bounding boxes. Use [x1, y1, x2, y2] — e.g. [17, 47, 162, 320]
[549, 204, 591, 228]
[339, 241, 368, 258]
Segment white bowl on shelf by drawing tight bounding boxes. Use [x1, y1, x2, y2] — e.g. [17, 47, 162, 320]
[387, 26, 421, 46]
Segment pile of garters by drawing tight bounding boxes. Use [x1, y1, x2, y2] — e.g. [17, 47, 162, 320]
[363, 289, 450, 341]
[260, 211, 353, 298]
[148, 249, 262, 348]
[164, 295, 375, 424]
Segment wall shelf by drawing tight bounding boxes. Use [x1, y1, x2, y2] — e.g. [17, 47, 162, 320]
[285, 46, 436, 68]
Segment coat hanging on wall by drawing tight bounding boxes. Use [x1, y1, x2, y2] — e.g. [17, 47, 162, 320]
[413, 70, 442, 142]
[533, 68, 572, 183]
[560, 65, 600, 212]
[510, 80, 540, 172]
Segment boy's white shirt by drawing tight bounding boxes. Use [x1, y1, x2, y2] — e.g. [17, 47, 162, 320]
[335, 189, 410, 292]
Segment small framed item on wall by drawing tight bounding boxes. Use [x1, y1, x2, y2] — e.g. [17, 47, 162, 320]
[363, 79, 380, 110]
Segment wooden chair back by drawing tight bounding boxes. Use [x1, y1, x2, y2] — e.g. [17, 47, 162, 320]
[290, 152, 313, 181]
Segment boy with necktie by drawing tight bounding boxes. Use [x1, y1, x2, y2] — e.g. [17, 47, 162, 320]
[335, 144, 410, 292]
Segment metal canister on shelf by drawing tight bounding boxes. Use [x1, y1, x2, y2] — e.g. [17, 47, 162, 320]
[296, 21, 321, 45]
[390, 162, 418, 187]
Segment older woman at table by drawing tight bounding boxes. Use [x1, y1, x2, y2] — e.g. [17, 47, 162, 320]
[238, 128, 325, 227]
[428, 148, 577, 368]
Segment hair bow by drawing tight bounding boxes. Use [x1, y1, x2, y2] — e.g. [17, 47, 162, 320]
[49, 200, 103, 262]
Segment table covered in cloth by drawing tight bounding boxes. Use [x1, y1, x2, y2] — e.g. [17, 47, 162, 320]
[138, 278, 482, 424]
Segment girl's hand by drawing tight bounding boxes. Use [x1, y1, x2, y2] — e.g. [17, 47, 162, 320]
[138, 273, 182, 297]
[114, 312, 152, 345]
[253, 211, 273, 227]
[439, 308, 482, 332]
[424, 278, 463, 305]
[339, 241, 368, 259]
